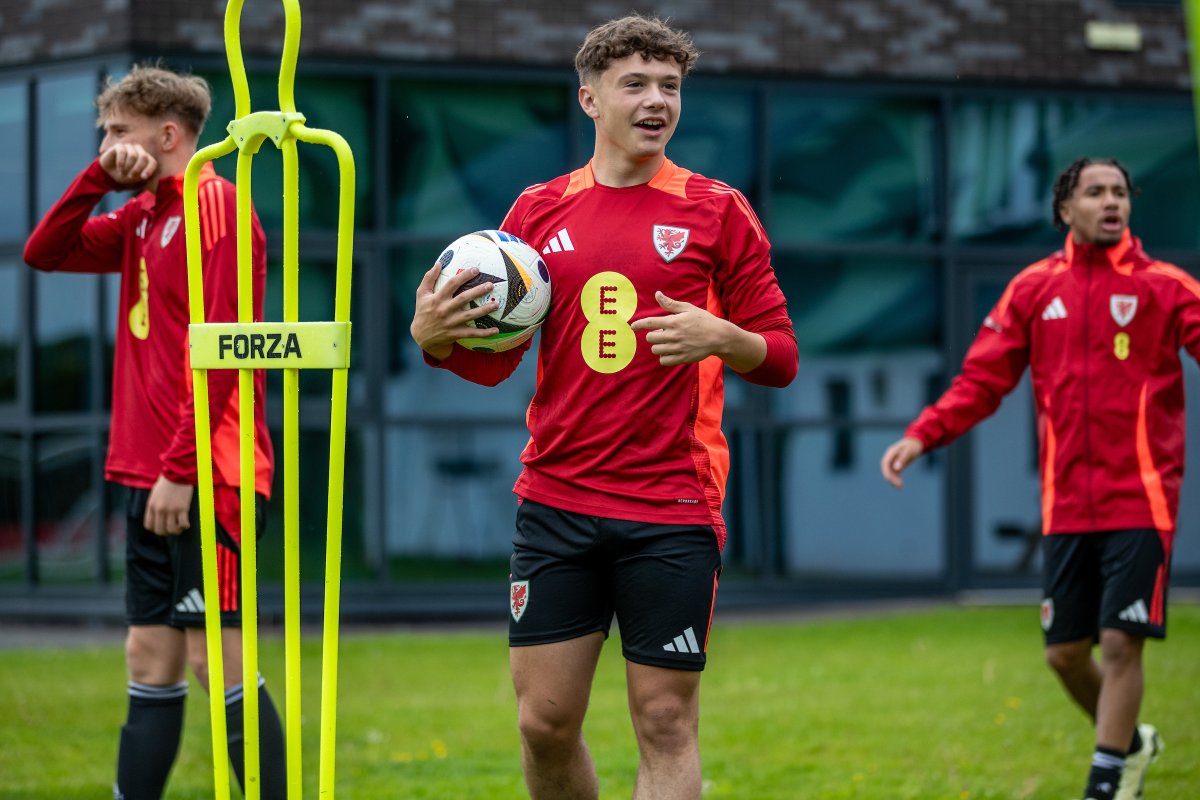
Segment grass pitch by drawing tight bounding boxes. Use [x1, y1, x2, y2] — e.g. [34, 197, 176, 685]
[1, 604, 1197, 799]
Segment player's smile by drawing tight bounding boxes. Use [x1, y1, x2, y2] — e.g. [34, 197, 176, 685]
[582, 53, 681, 180]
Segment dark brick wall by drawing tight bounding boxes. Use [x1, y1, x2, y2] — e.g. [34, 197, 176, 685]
[0, 0, 1190, 89]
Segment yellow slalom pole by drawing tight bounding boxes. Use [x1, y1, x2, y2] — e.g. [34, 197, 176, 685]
[183, 135, 237, 800]
[187, 2, 355, 797]
[293, 122, 355, 797]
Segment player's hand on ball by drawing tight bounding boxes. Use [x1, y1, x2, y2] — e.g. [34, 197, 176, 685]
[99, 143, 158, 188]
[411, 263, 500, 360]
[632, 291, 735, 366]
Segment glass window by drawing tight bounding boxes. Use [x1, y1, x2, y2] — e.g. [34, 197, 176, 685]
[670, 86, 758, 195]
[950, 97, 1200, 248]
[0, 434, 21, 584]
[389, 79, 570, 235]
[200, 73, 374, 231]
[774, 253, 940, 356]
[36, 72, 98, 219]
[768, 94, 937, 245]
[0, 261, 19, 404]
[34, 432, 101, 584]
[0, 81, 28, 241]
[35, 272, 98, 413]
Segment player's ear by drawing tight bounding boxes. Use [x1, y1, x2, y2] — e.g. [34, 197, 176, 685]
[159, 119, 181, 152]
[578, 84, 600, 119]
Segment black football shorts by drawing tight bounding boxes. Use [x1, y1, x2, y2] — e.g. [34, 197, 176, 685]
[1040, 528, 1171, 644]
[125, 486, 267, 629]
[508, 499, 723, 671]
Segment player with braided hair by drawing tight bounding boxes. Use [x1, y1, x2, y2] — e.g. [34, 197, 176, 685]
[881, 156, 1186, 800]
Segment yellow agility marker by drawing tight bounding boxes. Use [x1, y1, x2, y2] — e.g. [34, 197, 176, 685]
[184, 1, 355, 798]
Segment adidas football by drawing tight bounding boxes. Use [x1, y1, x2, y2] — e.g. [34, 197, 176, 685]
[433, 229, 552, 352]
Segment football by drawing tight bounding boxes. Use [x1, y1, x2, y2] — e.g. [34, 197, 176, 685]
[433, 229, 552, 352]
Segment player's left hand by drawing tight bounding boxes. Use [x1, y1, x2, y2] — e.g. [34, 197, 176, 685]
[632, 291, 734, 367]
[144, 475, 195, 536]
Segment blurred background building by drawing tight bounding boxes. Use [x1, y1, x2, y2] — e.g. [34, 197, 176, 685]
[2, 0, 1198, 620]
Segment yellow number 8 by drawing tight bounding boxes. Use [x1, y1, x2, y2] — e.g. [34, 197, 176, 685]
[1114, 332, 1130, 361]
[580, 272, 637, 373]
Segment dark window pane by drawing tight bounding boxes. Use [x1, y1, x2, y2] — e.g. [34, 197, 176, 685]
[35, 272, 97, 413]
[0, 81, 28, 241]
[36, 72, 97, 219]
[200, 73, 374, 231]
[774, 253, 940, 354]
[950, 98, 1200, 247]
[0, 262, 18, 404]
[769, 95, 937, 245]
[389, 80, 570, 234]
[0, 434, 21, 584]
[34, 433, 101, 584]
[671, 87, 757, 195]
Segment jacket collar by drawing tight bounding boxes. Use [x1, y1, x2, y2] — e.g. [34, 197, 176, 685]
[153, 161, 216, 206]
[1063, 228, 1139, 274]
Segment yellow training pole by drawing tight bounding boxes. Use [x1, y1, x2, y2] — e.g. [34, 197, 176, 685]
[1187, 1, 1200, 168]
[185, 1, 355, 797]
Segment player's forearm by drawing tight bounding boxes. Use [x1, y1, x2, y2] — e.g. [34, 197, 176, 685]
[24, 160, 120, 272]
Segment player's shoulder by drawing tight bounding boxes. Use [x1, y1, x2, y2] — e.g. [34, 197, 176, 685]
[1010, 253, 1062, 289]
[1140, 257, 1200, 297]
[670, 166, 767, 241]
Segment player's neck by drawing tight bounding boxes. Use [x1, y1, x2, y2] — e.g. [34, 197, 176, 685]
[590, 150, 665, 188]
[149, 147, 198, 193]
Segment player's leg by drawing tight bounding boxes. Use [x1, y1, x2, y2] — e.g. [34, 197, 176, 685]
[1095, 529, 1170, 800]
[508, 500, 613, 800]
[512, 635, 605, 800]
[117, 487, 190, 800]
[626, 662, 702, 800]
[174, 489, 286, 800]
[1041, 532, 1103, 720]
[612, 520, 721, 800]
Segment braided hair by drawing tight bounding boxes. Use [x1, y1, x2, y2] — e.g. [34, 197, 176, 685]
[1051, 157, 1134, 230]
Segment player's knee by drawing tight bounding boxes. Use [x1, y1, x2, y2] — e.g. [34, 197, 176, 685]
[517, 703, 583, 756]
[187, 650, 210, 688]
[631, 696, 697, 755]
[1098, 628, 1143, 670]
[1044, 641, 1090, 675]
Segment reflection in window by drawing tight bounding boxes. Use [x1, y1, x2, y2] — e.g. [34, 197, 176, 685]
[35, 272, 97, 413]
[0, 82, 28, 241]
[200, 73, 374, 230]
[950, 98, 1200, 247]
[769, 95, 936, 244]
[389, 80, 570, 234]
[34, 433, 100, 584]
[36, 72, 97, 218]
[775, 253, 939, 354]
[0, 263, 18, 404]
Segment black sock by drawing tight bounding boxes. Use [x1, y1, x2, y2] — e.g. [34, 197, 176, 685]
[115, 680, 188, 800]
[225, 677, 287, 800]
[1129, 726, 1143, 755]
[1085, 746, 1125, 800]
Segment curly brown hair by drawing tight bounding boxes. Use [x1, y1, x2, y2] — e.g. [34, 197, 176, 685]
[574, 14, 699, 85]
[96, 63, 212, 137]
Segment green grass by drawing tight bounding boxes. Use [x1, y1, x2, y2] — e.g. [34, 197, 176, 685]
[1, 605, 1197, 799]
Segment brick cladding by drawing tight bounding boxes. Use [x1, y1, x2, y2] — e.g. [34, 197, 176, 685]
[0, 0, 1190, 89]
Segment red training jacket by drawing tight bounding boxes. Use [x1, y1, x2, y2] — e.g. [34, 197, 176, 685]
[908, 230, 1200, 544]
[24, 159, 273, 498]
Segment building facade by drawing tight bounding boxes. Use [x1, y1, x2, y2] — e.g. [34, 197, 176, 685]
[2, 0, 1198, 617]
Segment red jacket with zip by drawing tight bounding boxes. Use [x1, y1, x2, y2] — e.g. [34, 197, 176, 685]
[907, 230, 1200, 543]
[23, 159, 273, 498]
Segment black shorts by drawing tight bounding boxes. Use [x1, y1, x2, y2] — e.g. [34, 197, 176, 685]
[508, 499, 723, 671]
[1041, 529, 1171, 644]
[125, 485, 267, 629]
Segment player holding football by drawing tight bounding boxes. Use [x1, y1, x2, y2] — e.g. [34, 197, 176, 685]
[880, 158, 1186, 800]
[411, 14, 797, 800]
[24, 65, 286, 799]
